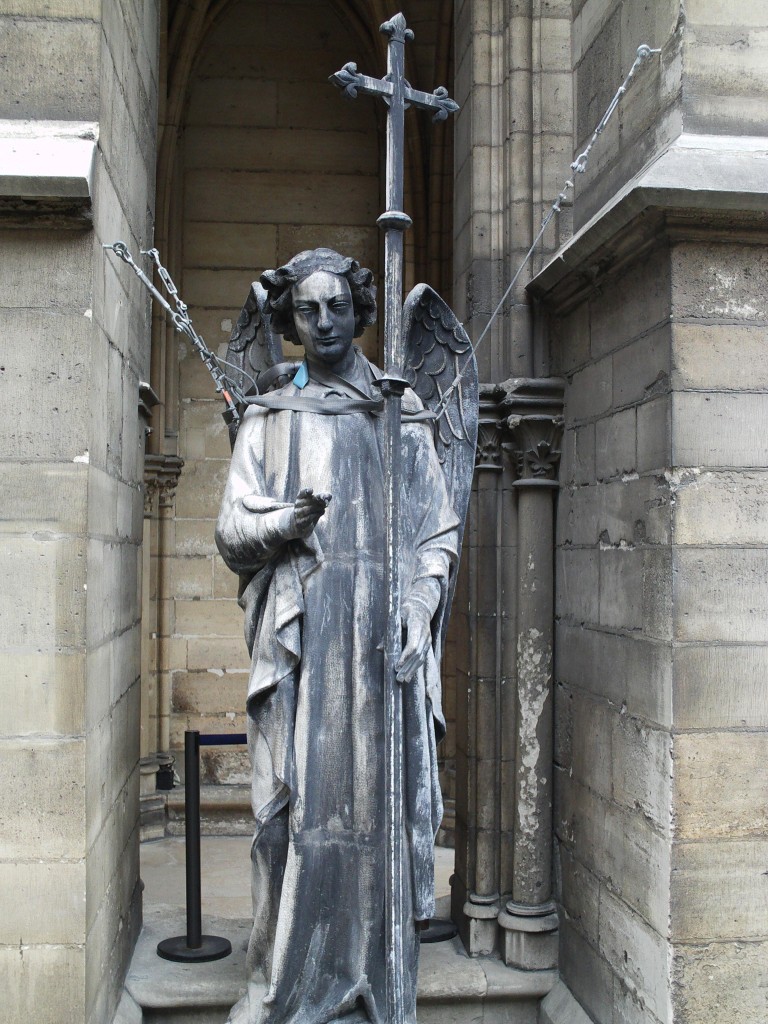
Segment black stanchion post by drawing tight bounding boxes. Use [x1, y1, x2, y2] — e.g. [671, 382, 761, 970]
[185, 730, 202, 948]
[157, 730, 232, 963]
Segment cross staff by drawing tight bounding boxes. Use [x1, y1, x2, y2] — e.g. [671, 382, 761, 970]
[331, 15, 458, 1024]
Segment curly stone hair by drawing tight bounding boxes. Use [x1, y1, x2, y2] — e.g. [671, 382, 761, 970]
[260, 248, 377, 345]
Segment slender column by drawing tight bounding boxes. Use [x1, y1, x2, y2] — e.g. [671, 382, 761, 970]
[498, 379, 564, 970]
[453, 386, 503, 955]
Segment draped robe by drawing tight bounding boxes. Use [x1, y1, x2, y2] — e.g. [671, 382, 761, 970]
[216, 354, 458, 1024]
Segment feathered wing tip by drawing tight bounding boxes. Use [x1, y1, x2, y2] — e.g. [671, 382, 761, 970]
[402, 284, 479, 645]
[225, 281, 289, 449]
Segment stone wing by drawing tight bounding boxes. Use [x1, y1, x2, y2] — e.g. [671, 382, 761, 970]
[226, 281, 299, 447]
[402, 284, 478, 644]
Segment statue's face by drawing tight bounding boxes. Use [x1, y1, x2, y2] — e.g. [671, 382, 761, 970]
[291, 271, 356, 370]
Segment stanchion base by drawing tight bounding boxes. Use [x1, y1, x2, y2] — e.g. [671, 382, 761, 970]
[419, 918, 458, 943]
[157, 934, 232, 963]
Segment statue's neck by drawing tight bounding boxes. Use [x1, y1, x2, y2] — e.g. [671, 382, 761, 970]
[306, 346, 362, 385]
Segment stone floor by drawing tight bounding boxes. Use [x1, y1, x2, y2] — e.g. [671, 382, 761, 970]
[124, 836, 556, 1023]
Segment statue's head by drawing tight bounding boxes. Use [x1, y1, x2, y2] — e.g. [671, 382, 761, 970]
[261, 248, 377, 347]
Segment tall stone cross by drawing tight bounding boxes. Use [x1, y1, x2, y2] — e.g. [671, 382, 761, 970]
[331, 15, 458, 1024]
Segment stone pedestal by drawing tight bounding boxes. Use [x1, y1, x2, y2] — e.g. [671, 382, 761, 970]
[499, 903, 559, 971]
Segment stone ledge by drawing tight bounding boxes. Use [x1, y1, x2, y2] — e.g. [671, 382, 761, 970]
[529, 132, 768, 312]
[125, 908, 557, 1024]
[0, 119, 97, 227]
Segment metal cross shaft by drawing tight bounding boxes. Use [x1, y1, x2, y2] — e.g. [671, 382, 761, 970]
[331, 14, 458, 1024]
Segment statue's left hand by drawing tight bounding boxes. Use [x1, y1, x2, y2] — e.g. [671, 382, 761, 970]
[396, 602, 432, 684]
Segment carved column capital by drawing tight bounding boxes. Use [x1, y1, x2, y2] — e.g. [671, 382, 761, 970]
[498, 377, 565, 487]
[474, 383, 506, 472]
[144, 453, 184, 516]
[504, 414, 564, 487]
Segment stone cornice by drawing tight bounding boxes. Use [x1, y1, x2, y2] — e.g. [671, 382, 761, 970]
[528, 133, 768, 314]
[0, 120, 97, 227]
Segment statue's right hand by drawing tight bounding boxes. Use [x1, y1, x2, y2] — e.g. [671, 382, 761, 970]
[290, 487, 332, 539]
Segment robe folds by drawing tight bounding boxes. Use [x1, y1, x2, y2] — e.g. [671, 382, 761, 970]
[216, 355, 458, 1024]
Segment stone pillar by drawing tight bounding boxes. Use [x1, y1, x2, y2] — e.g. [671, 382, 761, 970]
[140, 450, 182, 840]
[453, 387, 504, 954]
[452, 0, 572, 965]
[453, 380, 564, 962]
[498, 381, 564, 969]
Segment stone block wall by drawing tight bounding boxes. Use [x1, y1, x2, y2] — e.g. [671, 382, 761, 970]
[546, 224, 768, 1023]
[666, 238, 768, 1023]
[0, 3, 159, 1023]
[550, 243, 675, 1024]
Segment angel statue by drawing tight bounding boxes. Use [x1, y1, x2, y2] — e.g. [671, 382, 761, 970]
[215, 247, 478, 1024]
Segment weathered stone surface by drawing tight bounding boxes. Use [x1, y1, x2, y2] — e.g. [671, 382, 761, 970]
[0, 944, 86, 1024]
[599, 547, 643, 630]
[186, 636, 249, 673]
[0, 860, 86, 944]
[612, 714, 671, 832]
[674, 732, 768, 840]
[559, 919, 615, 1024]
[559, 475, 671, 548]
[2, 652, 85, 736]
[555, 547, 599, 624]
[571, 694, 613, 802]
[671, 322, 768, 391]
[598, 886, 670, 1022]
[174, 460, 231, 519]
[539, 980, 595, 1024]
[637, 394, 670, 474]
[671, 939, 768, 1024]
[595, 407, 636, 479]
[174, 519, 220, 558]
[673, 644, 768, 729]
[567, 357, 613, 422]
[674, 548, 768, 642]
[168, 556, 213, 600]
[172, 671, 247, 716]
[672, 241, 768, 322]
[185, 170, 377, 226]
[0, 17, 100, 120]
[0, 738, 86, 859]
[671, 839, 768, 941]
[557, 774, 670, 934]
[555, 623, 673, 727]
[672, 470, 768, 545]
[174, 598, 241, 638]
[558, 846, 600, 947]
[590, 259, 671, 361]
[612, 325, 671, 409]
[1, 534, 86, 651]
[673, 392, 768, 469]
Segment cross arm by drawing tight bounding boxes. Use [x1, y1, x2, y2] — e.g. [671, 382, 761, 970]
[329, 62, 394, 102]
[403, 84, 459, 123]
[329, 63, 459, 123]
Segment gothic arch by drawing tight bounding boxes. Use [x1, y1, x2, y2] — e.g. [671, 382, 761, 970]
[148, 0, 454, 451]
